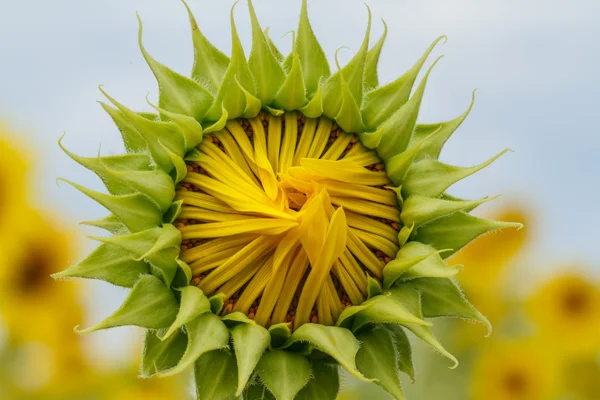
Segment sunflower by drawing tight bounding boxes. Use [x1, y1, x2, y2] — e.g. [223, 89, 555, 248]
[55, 1, 521, 398]
[0, 131, 28, 239]
[527, 273, 600, 357]
[471, 340, 563, 400]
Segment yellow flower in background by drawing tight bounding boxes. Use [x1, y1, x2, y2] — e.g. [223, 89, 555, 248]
[471, 340, 563, 400]
[527, 273, 600, 357]
[0, 131, 29, 237]
[567, 358, 600, 400]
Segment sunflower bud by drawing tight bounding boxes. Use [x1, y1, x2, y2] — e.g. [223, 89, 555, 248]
[55, 1, 522, 399]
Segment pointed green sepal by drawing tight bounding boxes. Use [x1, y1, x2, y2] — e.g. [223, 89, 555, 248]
[386, 131, 437, 185]
[334, 50, 364, 133]
[147, 98, 204, 151]
[403, 149, 511, 198]
[99, 102, 147, 153]
[404, 278, 491, 335]
[257, 350, 311, 400]
[142, 329, 188, 377]
[268, 323, 292, 349]
[59, 135, 152, 195]
[388, 286, 458, 368]
[363, 19, 388, 90]
[297, 0, 330, 96]
[52, 243, 148, 288]
[284, 324, 373, 382]
[386, 325, 415, 382]
[410, 90, 476, 161]
[75, 275, 178, 333]
[183, 0, 230, 94]
[352, 295, 431, 332]
[248, 0, 286, 104]
[231, 322, 271, 395]
[335, 295, 388, 330]
[299, 79, 323, 118]
[210, 293, 227, 314]
[159, 312, 230, 377]
[274, 32, 306, 111]
[356, 326, 406, 400]
[161, 285, 211, 340]
[58, 178, 162, 232]
[390, 242, 457, 282]
[203, 104, 230, 134]
[367, 275, 383, 299]
[412, 211, 523, 257]
[401, 194, 499, 228]
[80, 214, 125, 234]
[194, 349, 239, 400]
[376, 57, 443, 162]
[137, 13, 213, 120]
[362, 36, 446, 130]
[322, 6, 371, 117]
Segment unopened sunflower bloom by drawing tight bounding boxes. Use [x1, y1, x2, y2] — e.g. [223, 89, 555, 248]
[55, 1, 522, 398]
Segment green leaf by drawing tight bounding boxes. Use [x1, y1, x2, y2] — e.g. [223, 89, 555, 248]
[297, 0, 330, 96]
[76, 275, 178, 333]
[141, 329, 187, 377]
[99, 102, 147, 153]
[363, 20, 388, 90]
[248, 0, 286, 105]
[52, 243, 148, 288]
[387, 286, 458, 368]
[257, 350, 311, 400]
[362, 36, 446, 130]
[159, 312, 230, 377]
[376, 57, 442, 162]
[390, 242, 457, 282]
[81, 214, 125, 234]
[296, 360, 340, 400]
[401, 194, 498, 228]
[412, 211, 523, 257]
[231, 322, 271, 395]
[403, 278, 491, 334]
[137, 14, 213, 120]
[284, 324, 371, 382]
[58, 178, 162, 232]
[385, 325, 415, 381]
[195, 350, 239, 400]
[402, 149, 511, 198]
[183, 0, 230, 94]
[274, 32, 306, 111]
[161, 285, 211, 340]
[352, 295, 431, 332]
[356, 327, 405, 400]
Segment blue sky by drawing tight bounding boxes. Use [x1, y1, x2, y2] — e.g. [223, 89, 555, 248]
[1, 0, 598, 361]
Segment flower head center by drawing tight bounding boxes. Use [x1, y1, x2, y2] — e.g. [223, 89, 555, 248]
[175, 112, 400, 329]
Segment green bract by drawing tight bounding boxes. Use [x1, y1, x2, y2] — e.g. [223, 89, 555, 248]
[54, 1, 522, 399]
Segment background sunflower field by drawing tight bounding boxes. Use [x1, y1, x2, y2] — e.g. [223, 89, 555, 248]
[1, 0, 598, 399]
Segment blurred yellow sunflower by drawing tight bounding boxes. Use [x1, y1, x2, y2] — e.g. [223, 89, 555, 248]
[567, 358, 600, 400]
[471, 340, 563, 400]
[527, 273, 600, 357]
[0, 130, 29, 237]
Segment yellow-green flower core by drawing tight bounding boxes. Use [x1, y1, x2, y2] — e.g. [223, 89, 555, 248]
[177, 111, 399, 329]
